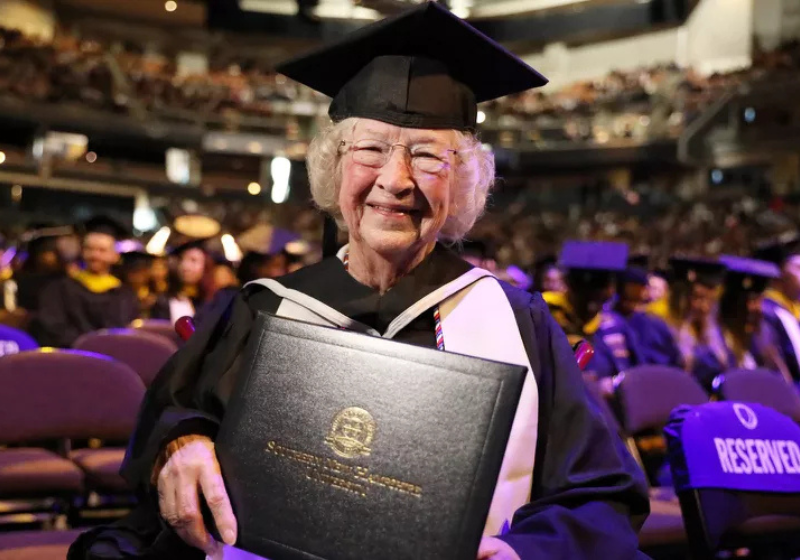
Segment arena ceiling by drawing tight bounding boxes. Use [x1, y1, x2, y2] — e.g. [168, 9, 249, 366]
[54, 0, 697, 54]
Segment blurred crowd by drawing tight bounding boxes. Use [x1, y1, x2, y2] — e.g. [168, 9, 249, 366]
[3, 211, 800, 404]
[3, 24, 800, 143]
[0, 217, 309, 349]
[128, 189, 800, 277]
[473, 192, 800, 272]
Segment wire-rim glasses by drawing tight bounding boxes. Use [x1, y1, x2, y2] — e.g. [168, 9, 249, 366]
[340, 139, 456, 175]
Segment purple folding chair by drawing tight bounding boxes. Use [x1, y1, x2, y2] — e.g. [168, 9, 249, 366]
[614, 365, 709, 558]
[74, 328, 178, 387]
[715, 368, 800, 425]
[0, 324, 38, 357]
[129, 318, 183, 346]
[0, 349, 145, 498]
[665, 403, 800, 557]
[615, 365, 709, 436]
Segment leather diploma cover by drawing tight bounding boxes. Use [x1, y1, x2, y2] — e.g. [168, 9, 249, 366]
[214, 313, 526, 560]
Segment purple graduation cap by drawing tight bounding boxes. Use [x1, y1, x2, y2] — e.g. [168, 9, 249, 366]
[719, 255, 780, 294]
[558, 241, 629, 272]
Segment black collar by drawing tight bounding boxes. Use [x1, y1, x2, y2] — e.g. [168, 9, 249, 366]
[278, 244, 472, 333]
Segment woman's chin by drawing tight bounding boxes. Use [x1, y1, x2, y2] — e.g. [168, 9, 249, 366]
[358, 229, 422, 259]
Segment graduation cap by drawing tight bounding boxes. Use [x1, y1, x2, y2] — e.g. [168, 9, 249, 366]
[170, 238, 213, 257]
[668, 257, 726, 287]
[533, 254, 558, 272]
[120, 251, 154, 271]
[559, 241, 628, 272]
[627, 253, 650, 270]
[719, 255, 780, 294]
[82, 216, 129, 241]
[753, 231, 800, 266]
[460, 239, 495, 260]
[619, 267, 650, 286]
[277, 1, 548, 132]
[559, 241, 628, 288]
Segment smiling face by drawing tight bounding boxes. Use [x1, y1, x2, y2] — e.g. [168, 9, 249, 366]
[338, 119, 455, 262]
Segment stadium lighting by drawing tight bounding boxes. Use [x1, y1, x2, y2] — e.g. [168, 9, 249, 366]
[221, 234, 243, 263]
[165, 1, 177, 12]
[271, 157, 291, 204]
[146, 227, 172, 255]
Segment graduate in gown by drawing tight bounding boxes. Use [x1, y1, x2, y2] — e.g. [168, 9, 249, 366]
[614, 265, 683, 369]
[754, 234, 800, 383]
[1, 226, 70, 333]
[69, 5, 649, 559]
[666, 257, 733, 391]
[717, 255, 789, 379]
[543, 241, 644, 379]
[119, 251, 170, 320]
[531, 254, 565, 294]
[155, 240, 218, 325]
[36, 217, 140, 348]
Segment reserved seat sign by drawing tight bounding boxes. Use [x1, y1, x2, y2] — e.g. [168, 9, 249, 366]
[665, 401, 800, 493]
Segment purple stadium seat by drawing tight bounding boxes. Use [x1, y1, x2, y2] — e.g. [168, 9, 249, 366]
[612, 366, 708, 557]
[0, 529, 84, 560]
[129, 318, 183, 346]
[73, 328, 178, 386]
[0, 324, 38, 357]
[665, 403, 800, 557]
[0, 349, 145, 496]
[615, 365, 709, 435]
[715, 368, 800, 424]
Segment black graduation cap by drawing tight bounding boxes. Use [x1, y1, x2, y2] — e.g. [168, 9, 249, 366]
[121, 251, 154, 268]
[170, 238, 212, 257]
[277, 1, 548, 132]
[82, 216, 129, 241]
[460, 239, 495, 260]
[619, 267, 649, 286]
[627, 253, 650, 270]
[668, 257, 726, 287]
[719, 255, 779, 294]
[753, 231, 800, 266]
[533, 254, 558, 271]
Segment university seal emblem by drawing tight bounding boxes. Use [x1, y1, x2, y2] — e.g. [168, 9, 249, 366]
[325, 407, 376, 459]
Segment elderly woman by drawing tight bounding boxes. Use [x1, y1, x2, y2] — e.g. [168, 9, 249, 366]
[70, 4, 647, 560]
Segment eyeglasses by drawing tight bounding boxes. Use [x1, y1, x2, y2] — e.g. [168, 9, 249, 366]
[340, 139, 456, 175]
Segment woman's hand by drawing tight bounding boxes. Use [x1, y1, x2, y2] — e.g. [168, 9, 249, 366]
[156, 435, 237, 554]
[477, 537, 521, 560]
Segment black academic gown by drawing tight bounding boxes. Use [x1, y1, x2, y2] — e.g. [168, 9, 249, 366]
[36, 276, 141, 348]
[69, 245, 649, 560]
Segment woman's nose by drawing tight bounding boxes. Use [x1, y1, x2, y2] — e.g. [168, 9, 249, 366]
[376, 149, 415, 195]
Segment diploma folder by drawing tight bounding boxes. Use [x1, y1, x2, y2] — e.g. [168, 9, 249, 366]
[214, 312, 527, 560]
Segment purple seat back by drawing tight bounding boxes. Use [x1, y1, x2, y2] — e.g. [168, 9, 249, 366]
[0, 324, 38, 356]
[615, 365, 708, 434]
[73, 329, 178, 386]
[129, 318, 182, 346]
[717, 368, 800, 424]
[0, 349, 145, 443]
